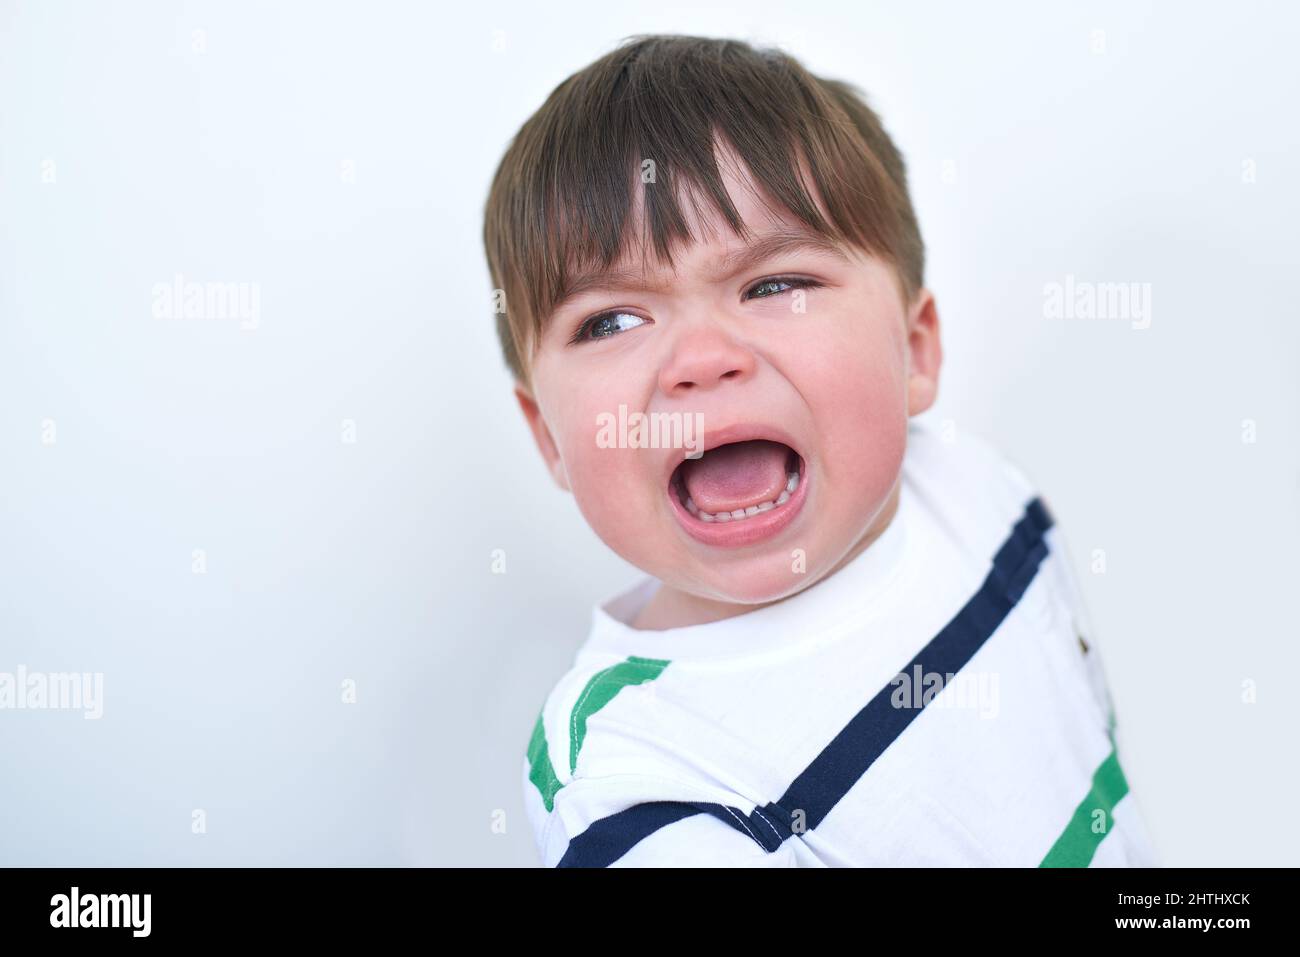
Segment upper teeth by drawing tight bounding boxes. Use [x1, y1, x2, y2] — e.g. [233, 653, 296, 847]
[684, 471, 800, 522]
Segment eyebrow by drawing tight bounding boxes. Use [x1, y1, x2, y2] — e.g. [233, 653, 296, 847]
[552, 227, 853, 314]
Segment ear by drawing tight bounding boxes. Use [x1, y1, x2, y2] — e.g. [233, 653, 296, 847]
[904, 288, 942, 416]
[513, 383, 571, 492]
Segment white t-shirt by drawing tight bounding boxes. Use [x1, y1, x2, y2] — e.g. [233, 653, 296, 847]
[521, 418, 1158, 867]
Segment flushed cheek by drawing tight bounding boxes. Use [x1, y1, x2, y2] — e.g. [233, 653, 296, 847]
[565, 444, 667, 556]
[842, 412, 907, 503]
[816, 406, 905, 523]
[806, 354, 908, 517]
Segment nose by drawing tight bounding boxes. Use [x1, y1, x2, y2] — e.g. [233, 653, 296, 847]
[657, 322, 757, 396]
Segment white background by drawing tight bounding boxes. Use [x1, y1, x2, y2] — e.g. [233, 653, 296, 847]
[1, 0, 1296, 866]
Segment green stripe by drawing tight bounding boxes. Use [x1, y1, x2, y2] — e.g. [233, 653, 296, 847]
[525, 655, 671, 812]
[1040, 738, 1131, 867]
[569, 656, 670, 773]
[526, 711, 564, 812]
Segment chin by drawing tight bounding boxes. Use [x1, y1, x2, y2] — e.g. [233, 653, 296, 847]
[686, 556, 827, 607]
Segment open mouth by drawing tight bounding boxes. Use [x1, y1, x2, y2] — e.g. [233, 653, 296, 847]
[667, 438, 808, 546]
[671, 442, 802, 521]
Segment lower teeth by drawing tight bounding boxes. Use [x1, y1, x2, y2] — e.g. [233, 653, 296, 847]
[683, 470, 800, 522]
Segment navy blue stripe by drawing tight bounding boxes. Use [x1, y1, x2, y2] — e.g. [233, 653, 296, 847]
[556, 497, 1054, 867]
[555, 800, 786, 867]
[555, 802, 701, 868]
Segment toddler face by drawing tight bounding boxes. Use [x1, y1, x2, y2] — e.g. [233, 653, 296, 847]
[517, 140, 940, 607]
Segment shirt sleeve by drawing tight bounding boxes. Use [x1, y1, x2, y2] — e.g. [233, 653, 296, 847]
[606, 810, 802, 867]
[528, 767, 803, 867]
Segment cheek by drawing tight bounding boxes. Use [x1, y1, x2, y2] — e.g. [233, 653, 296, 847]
[538, 366, 667, 556]
[563, 433, 662, 552]
[823, 362, 908, 497]
[803, 312, 910, 504]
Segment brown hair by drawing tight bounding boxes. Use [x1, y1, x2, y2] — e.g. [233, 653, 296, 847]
[482, 33, 925, 389]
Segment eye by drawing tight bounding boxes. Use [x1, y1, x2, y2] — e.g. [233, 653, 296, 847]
[567, 276, 823, 345]
[569, 310, 648, 344]
[744, 276, 823, 300]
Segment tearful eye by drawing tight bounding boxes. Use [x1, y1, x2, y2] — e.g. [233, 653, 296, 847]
[748, 279, 793, 298]
[574, 311, 647, 343]
[744, 277, 822, 300]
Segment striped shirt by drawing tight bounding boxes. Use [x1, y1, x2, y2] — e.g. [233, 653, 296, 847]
[522, 420, 1158, 866]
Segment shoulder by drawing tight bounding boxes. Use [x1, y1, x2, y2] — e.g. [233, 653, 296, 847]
[521, 649, 792, 866]
[903, 419, 1115, 723]
[521, 678, 798, 867]
[525, 653, 672, 793]
[520, 651, 677, 861]
[901, 416, 1051, 553]
[904, 416, 1041, 507]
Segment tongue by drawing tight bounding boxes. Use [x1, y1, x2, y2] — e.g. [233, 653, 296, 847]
[680, 440, 791, 514]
